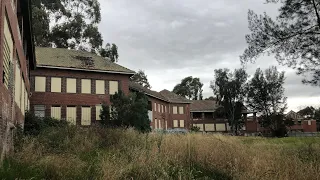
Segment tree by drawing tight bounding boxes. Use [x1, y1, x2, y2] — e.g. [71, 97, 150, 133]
[205, 96, 216, 100]
[241, 0, 320, 86]
[246, 66, 287, 136]
[100, 91, 151, 133]
[173, 76, 203, 100]
[31, 0, 118, 61]
[298, 106, 315, 118]
[210, 68, 248, 134]
[131, 70, 152, 89]
[99, 43, 119, 63]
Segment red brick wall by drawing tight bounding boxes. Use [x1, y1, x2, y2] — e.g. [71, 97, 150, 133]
[30, 67, 131, 125]
[302, 120, 317, 132]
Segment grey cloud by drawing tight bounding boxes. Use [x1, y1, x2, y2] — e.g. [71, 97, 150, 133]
[98, 0, 319, 110]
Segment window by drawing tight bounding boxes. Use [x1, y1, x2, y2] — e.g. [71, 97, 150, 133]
[147, 101, 152, 111]
[158, 104, 160, 112]
[155, 118, 157, 129]
[51, 106, 61, 120]
[67, 78, 77, 93]
[216, 124, 226, 131]
[34, 105, 45, 118]
[35, 76, 46, 92]
[109, 81, 119, 95]
[14, 60, 21, 106]
[81, 107, 91, 125]
[173, 106, 178, 114]
[308, 120, 312, 126]
[180, 120, 185, 128]
[96, 80, 105, 94]
[205, 124, 215, 131]
[51, 77, 61, 92]
[96, 105, 102, 120]
[154, 103, 157, 111]
[173, 120, 178, 127]
[81, 79, 91, 94]
[165, 121, 168, 130]
[161, 105, 163, 113]
[3, 15, 13, 89]
[66, 106, 77, 125]
[179, 107, 184, 114]
[158, 119, 162, 129]
[164, 106, 166, 113]
[195, 124, 204, 131]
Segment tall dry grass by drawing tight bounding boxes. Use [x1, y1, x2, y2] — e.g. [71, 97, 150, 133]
[1, 126, 320, 180]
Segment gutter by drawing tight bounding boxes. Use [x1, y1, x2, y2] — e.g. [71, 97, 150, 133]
[37, 65, 135, 75]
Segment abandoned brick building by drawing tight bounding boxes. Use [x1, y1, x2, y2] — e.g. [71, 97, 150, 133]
[0, 0, 35, 155]
[30, 47, 135, 126]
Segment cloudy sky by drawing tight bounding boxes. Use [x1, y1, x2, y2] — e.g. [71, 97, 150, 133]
[98, 0, 320, 111]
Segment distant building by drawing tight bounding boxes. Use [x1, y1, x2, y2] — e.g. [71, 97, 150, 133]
[30, 47, 135, 126]
[129, 82, 191, 130]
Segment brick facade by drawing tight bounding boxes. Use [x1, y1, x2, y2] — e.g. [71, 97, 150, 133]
[30, 67, 132, 125]
[0, 0, 35, 158]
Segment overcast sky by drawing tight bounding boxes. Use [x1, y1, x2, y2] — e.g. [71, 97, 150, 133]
[98, 0, 320, 111]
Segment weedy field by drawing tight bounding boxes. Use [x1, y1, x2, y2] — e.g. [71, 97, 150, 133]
[1, 126, 320, 180]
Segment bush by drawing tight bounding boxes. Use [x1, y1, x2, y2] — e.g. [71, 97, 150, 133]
[190, 126, 200, 132]
[24, 111, 68, 136]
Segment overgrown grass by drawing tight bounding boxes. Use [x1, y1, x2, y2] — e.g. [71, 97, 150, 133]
[1, 126, 320, 180]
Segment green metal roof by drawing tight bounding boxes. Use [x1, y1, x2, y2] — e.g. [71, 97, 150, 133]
[35, 47, 135, 74]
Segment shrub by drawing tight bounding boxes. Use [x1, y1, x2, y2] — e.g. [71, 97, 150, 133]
[24, 111, 68, 136]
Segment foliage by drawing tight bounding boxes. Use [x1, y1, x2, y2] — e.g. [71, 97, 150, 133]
[205, 96, 216, 100]
[3, 127, 320, 180]
[23, 111, 68, 136]
[241, 0, 320, 86]
[190, 126, 200, 132]
[246, 66, 287, 115]
[173, 76, 203, 100]
[210, 68, 248, 134]
[99, 103, 110, 127]
[130, 70, 152, 89]
[103, 91, 151, 133]
[31, 0, 119, 61]
[99, 43, 119, 63]
[298, 106, 315, 118]
[246, 66, 287, 136]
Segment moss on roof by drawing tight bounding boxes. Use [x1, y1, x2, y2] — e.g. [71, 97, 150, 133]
[35, 47, 135, 74]
[159, 90, 192, 104]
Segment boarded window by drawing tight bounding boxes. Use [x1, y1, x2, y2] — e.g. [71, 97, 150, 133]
[158, 104, 160, 112]
[154, 103, 157, 111]
[14, 61, 21, 107]
[180, 120, 185, 128]
[179, 107, 184, 114]
[155, 118, 157, 129]
[66, 107, 77, 125]
[3, 15, 13, 89]
[308, 120, 312, 126]
[109, 81, 119, 95]
[21, 81, 25, 114]
[216, 124, 226, 131]
[81, 79, 91, 94]
[205, 124, 215, 131]
[165, 121, 168, 130]
[161, 105, 163, 113]
[173, 106, 178, 114]
[81, 107, 91, 125]
[195, 124, 204, 131]
[51, 106, 61, 120]
[34, 105, 45, 118]
[67, 78, 77, 93]
[173, 120, 178, 127]
[35, 76, 46, 92]
[96, 80, 105, 94]
[51, 77, 61, 92]
[158, 119, 162, 129]
[164, 106, 166, 113]
[96, 105, 102, 120]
